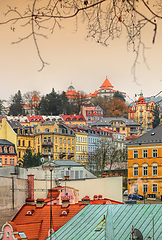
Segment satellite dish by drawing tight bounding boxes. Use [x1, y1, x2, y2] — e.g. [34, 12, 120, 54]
[134, 229, 143, 240]
[41, 157, 45, 164]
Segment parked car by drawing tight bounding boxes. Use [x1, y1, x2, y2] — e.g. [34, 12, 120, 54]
[128, 193, 144, 200]
[123, 190, 128, 196]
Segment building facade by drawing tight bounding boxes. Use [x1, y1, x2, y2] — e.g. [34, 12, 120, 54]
[127, 124, 162, 199]
[0, 140, 17, 166]
[80, 106, 103, 126]
[129, 91, 161, 132]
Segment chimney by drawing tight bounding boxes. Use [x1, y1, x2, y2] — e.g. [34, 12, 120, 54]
[28, 174, 34, 199]
[62, 197, 70, 208]
[36, 198, 45, 207]
[81, 196, 90, 204]
[93, 195, 98, 200]
[98, 195, 102, 199]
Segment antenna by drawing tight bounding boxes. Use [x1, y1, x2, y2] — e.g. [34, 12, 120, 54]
[134, 229, 143, 240]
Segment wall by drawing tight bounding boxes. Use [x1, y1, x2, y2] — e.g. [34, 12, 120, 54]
[33, 177, 123, 202]
[0, 118, 17, 150]
[0, 176, 27, 228]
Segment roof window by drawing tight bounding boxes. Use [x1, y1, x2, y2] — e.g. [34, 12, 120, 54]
[151, 132, 155, 136]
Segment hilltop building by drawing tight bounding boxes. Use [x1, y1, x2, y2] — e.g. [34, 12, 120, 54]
[128, 91, 161, 132]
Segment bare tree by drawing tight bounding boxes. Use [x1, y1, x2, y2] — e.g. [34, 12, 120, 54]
[1, 0, 161, 75]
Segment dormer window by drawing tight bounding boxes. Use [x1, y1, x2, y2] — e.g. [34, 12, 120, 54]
[60, 209, 69, 216]
[26, 210, 34, 216]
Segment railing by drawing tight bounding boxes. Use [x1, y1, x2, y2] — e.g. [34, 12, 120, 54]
[42, 142, 53, 146]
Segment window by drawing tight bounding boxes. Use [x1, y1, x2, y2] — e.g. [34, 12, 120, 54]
[64, 148, 66, 153]
[48, 137, 51, 142]
[75, 171, 79, 179]
[60, 138, 62, 144]
[44, 147, 47, 153]
[55, 146, 57, 152]
[12, 159, 14, 165]
[68, 139, 70, 144]
[143, 184, 148, 194]
[55, 128, 57, 133]
[133, 167, 138, 176]
[18, 140, 21, 146]
[0, 158, 2, 164]
[45, 128, 49, 133]
[28, 141, 30, 147]
[44, 137, 47, 142]
[68, 148, 71, 153]
[153, 149, 157, 158]
[143, 150, 147, 158]
[10, 159, 12, 165]
[72, 139, 74, 145]
[5, 158, 7, 165]
[153, 166, 157, 176]
[23, 140, 25, 147]
[19, 152, 21, 158]
[55, 137, 57, 143]
[133, 150, 138, 159]
[60, 147, 62, 153]
[48, 147, 51, 153]
[143, 166, 148, 176]
[152, 183, 157, 193]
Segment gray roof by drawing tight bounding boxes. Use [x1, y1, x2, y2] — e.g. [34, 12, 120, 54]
[91, 117, 140, 127]
[127, 124, 162, 145]
[0, 139, 15, 146]
[47, 204, 162, 240]
[54, 160, 84, 167]
[7, 120, 24, 129]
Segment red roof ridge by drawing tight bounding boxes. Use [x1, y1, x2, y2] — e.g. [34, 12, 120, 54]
[100, 77, 114, 89]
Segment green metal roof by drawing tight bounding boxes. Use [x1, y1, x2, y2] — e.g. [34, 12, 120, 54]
[47, 204, 162, 240]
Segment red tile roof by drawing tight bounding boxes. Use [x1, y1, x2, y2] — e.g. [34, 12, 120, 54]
[100, 77, 114, 89]
[27, 115, 44, 122]
[30, 93, 40, 102]
[62, 115, 86, 121]
[12, 203, 86, 240]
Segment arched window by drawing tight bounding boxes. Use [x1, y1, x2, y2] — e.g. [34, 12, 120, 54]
[152, 162, 158, 176]
[142, 163, 148, 176]
[132, 163, 139, 176]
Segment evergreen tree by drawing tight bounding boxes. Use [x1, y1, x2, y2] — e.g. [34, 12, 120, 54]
[152, 105, 160, 128]
[9, 90, 23, 115]
[113, 91, 125, 102]
[23, 148, 42, 168]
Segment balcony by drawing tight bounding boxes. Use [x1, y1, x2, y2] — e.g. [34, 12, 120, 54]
[42, 142, 53, 146]
[68, 153, 74, 159]
[59, 152, 66, 159]
[42, 152, 53, 156]
[147, 115, 152, 118]
[139, 116, 143, 118]
[148, 121, 152, 125]
[128, 129, 139, 134]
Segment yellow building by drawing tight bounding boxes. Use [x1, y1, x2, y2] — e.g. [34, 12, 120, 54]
[35, 122, 75, 161]
[129, 91, 161, 132]
[0, 118, 34, 165]
[127, 125, 162, 199]
[64, 124, 88, 167]
[62, 115, 86, 127]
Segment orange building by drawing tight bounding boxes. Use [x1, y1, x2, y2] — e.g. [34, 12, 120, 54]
[128, 91, 161, 132]
[127, 124, 162, 199]
[0, 139, 17, 166]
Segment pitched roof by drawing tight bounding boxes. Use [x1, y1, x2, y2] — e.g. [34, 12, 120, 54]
[30, 93, 40, 102]
[91, 117, 140, 127]
[61, 115, 86, 121]
[100, 77, 114, 89]
[49, 204, 162, 240]
[126, 123, 162, 145]
[12, 203, 86, 240]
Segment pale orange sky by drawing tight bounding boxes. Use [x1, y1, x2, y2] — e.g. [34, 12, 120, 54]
[0, 0, 162, 104]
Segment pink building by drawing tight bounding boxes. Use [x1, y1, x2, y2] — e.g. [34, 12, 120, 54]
[80, 106, 103, 126]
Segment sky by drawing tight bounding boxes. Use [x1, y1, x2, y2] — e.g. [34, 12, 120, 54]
[0, 0, 162, 105]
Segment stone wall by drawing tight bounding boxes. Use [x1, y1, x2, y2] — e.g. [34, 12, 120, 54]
[0, 176, 28, 228]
